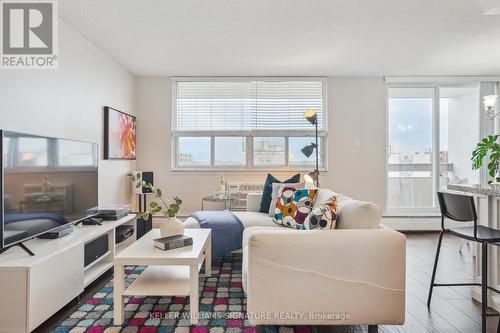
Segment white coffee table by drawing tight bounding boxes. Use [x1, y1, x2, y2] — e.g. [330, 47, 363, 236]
[113, 228, 211, 325]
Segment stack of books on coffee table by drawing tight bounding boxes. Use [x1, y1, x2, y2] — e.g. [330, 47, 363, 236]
[154, 234, 193, 250]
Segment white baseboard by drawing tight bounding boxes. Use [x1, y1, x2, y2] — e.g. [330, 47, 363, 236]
[381, 216, 467, 231]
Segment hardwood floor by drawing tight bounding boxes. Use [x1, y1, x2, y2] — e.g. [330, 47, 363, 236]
[35, 232, 500, 333]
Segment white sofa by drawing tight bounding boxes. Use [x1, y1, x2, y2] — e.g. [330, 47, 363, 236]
[185, 188, 406, 332]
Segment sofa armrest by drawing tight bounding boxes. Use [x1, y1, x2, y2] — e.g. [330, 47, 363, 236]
[243, 227, 406, 325]
[246, 192, 262, 212]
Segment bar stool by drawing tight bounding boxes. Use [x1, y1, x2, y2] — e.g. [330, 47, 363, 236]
[428, 191, 500, 333]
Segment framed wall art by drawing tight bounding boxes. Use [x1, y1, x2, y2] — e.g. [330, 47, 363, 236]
[104, 106, 136, 160]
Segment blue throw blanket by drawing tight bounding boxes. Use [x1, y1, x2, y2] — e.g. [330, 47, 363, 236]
[189, 210, 244, 259]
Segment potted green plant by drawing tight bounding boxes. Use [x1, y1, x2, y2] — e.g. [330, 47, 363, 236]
[472, 134, 500, 184]
[129, 172, 184, 237]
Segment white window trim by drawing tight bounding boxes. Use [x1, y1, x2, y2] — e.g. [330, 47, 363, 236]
[171, 77, 328, 172]
[385, 76, 500, 84]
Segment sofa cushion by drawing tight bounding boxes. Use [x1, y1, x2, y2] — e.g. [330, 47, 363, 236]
[234, 211, 285, 229]
[259, 173, 301, 213]
[268, 182, 304, 216]
[313, 189, 381, 229]
[273, 187, 318, 229]
[303, 196, 338, 230]
[184, 211, 282, 230]
[313, 188, 350, 207]
[186, 187, 381, 231]
[336, 199, 382, 229]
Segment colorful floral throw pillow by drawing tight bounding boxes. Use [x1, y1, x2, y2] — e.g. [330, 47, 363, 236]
[273, 186, 318, 229]
[303, 196, 338, 230]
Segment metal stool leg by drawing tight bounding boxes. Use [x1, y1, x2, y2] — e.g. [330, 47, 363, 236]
[428, 231, 444, 307]
[482, 242, 488, 333]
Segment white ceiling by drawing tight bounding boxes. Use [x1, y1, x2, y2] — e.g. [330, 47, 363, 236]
[59, 0, 500, 77]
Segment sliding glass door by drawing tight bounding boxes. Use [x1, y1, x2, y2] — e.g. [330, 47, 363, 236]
[387, 88, 435, 214]
[387, 85, 480, 215]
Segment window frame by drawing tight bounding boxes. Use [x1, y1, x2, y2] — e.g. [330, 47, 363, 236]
[385, 82, 482, 217]
[171, 77, 328, 172]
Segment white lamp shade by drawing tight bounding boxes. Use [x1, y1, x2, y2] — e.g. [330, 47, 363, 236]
[483, 95, 498, 109]
[304, 109, 316, 118]
[303, 171, 318, 185]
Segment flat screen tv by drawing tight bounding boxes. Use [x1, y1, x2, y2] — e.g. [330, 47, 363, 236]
[1, 130, 98, 252]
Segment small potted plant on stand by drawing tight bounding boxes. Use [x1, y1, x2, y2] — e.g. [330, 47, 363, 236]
[130, 173, 184, 237]
[472, 134, 500, 184]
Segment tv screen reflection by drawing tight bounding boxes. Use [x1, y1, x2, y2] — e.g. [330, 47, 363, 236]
[2, 131, 98, 246]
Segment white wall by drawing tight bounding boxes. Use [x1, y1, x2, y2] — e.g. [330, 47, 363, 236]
[0, 19, 136, 205]
[135, 77, 387, 215]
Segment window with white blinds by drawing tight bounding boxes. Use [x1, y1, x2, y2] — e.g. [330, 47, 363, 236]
[172, 78, 327, 170]
[175, 80, 325, 133]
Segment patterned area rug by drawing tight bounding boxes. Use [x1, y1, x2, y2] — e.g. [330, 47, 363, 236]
[53, 253, 312, 333]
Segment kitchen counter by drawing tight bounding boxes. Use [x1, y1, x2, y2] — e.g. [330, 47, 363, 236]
[448, 183, 500, 197]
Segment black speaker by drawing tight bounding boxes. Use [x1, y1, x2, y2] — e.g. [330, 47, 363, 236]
[84, 234, 109, 268]
[136, 214, 152, 240]
[134, 171, 153, 194]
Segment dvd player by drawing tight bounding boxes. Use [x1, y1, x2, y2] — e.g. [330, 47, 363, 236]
[38, 224, 75, 239]
[116, 225, 134, 244]
[97, 204, 132, 220]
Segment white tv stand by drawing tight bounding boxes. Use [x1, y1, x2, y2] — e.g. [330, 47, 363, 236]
[0, 214, 137, 333]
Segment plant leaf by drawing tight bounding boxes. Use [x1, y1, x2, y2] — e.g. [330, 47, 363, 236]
[472, 135, 499, 171]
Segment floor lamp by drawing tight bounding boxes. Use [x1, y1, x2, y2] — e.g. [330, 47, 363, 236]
[301, 109, 320, 187]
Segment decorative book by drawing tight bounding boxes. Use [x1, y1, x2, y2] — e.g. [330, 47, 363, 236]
[154, 234, 193, 251]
